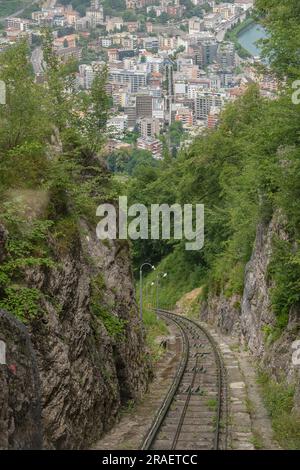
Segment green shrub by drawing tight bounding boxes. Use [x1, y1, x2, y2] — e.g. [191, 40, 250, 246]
[268, 237, 300, 334]
[90, 273, 126, 340]
[52, 216, 79, 253]
[93, 303, 126, 340]
[0, 286, 42, 322]
[257, 370, 300, 449]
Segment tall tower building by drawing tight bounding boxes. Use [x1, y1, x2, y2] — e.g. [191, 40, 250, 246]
[136, 94, 153, 119]
[164, 62, 174, 125]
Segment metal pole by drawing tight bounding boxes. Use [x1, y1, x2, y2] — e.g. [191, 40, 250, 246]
[139, 262, 155, 321]
[156, 273, 159, 312]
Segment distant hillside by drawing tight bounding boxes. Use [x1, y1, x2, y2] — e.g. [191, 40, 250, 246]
[59, 0, 90, 17]
[0, 1, 25, 16]
[0, 0, 35, 18]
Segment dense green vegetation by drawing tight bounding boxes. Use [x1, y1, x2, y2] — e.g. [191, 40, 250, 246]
[257, 371, 300, 449]
[107, 149, 157, 176]
[0, 36, 116, 323]
[129, 0, 300, 338]
[0, 0, 39, 20]
[0, 0, 25, 17]
[256, 0, 300, 81]
[59, 0, 90, 17]
[132, 83, 300, 322]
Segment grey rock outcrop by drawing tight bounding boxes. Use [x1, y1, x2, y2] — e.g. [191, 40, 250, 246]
[0, 310, 42, 450]
[200, 294, 241, 336]
[0, 221, 150, 449]
[200, 214, 300, 409]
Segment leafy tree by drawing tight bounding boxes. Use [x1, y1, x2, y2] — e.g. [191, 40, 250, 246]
[158, 12, 169, 24]
[107, 149, 157, 175]
[128, 74, 300, 321]
[0, 41, 50, 155]
[122, 10, 137, 22]
[255, 0, 300, 80]
[0, 37, 115, 322]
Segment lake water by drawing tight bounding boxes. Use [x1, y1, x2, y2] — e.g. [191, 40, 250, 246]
[238, 23, 267, 57]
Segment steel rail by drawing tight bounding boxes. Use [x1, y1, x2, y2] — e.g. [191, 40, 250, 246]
[141, 309, 228, 450]
[141, 311, 190, 450]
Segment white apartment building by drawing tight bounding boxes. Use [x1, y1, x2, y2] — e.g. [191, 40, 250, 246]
[195, 91, 224, 120]
[174, 82, 187, 97]
[152, 97, 165, 120]
[107, 114, 128, 137]
[203, 13, 222, 30]
[78, 62, 104, 89]
[146, 57, 164, 74]
[188, 17, 204, 34]
[6, 17, 32, 31]
[101, 38, 112, 48]
[143, 37, 159, 50]
[108, 69, 147, 93]
[86, 8, 104, 28]
[78, 64, 96, 89]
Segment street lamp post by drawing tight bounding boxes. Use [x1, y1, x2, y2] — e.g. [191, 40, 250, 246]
[139, 262, 155, 321]
[156, 272, 167, 312]
[150, 281, 155, 308]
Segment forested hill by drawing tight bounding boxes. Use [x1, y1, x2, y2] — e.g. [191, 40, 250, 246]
[128, 1, 300, 445]
[59, 0, 90, 17]
[128, 0, 300, 348]
[0, 1, 34, 17]
[131, 0, 300, 319]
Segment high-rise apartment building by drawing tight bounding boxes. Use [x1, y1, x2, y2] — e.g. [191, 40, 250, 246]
[200, 41, 218, 67]
[109, 69, 147, 93]
[136, 94, 153, 118]
[217, 43, 235, 69]
[194, 92, 223, 120]
[139, 117, 160, 138]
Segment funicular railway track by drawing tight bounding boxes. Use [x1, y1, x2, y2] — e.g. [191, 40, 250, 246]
[142, 310, 228, 450]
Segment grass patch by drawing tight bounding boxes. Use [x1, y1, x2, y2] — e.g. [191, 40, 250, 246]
[120, 399, 135, 416]
[142, 248, 206, 308]
[250, 431, 264, 450]
[206, 398, 217, 411]
[257, 370, 300, 449]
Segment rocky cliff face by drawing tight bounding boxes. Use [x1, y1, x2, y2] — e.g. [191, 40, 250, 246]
[0, 309, 42, 450]
[200, 294, 241, 337]
[200, 215, 300, 409]
[0, 221, 150, 449]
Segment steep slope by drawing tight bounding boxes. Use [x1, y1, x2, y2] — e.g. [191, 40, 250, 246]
[200, 214, 300, 411]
